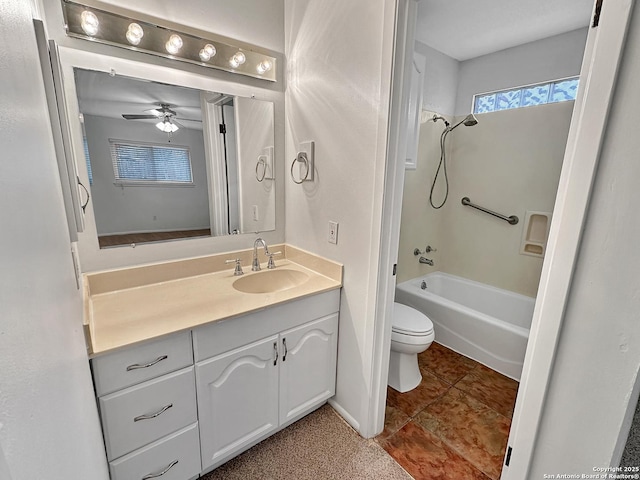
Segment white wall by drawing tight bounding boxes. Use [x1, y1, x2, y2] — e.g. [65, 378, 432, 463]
[444, 103, 571, 297]
[414, 41, 459, 117]
[398, 102, 572, 298]
[0, 1, 109, 479]
[235, 98, 276, 232]
[455, 28, 588, 115]
[84, 115, 210, 235]
[529, 1, 640, 472]
[284, 0, 396, 434]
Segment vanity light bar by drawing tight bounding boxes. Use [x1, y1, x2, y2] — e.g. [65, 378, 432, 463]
[61, 0, 277, 82]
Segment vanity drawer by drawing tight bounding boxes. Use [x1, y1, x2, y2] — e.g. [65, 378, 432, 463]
[109, 423, 201, 480]
[99, 366, 197, 460]
[92, 331, 193, 396]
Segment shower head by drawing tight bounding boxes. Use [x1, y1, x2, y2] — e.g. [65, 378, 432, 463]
[449, 113, 479, 131]
[462, 113, 479, 126]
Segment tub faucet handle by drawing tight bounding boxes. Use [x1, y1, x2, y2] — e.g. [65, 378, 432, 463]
[413, 248, 423, 256]
[425, 245, 437, 253]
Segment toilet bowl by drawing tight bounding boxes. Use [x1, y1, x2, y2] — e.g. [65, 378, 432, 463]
[388, 302, 435, 393]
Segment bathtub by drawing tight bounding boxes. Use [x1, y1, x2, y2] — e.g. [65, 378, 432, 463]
[395, 272, 534, 381]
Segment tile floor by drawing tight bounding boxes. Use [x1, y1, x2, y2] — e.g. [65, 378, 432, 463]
[376, 342, 519, 480]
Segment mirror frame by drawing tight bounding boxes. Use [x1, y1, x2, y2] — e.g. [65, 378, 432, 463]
[56, 46, 285, 272]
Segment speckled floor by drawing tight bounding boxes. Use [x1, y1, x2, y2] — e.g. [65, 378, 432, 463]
[200, 403, 413, 480]
[376, 342, 519, 480]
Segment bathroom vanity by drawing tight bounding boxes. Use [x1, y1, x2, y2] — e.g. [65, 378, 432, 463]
[84, 245, 342, 480]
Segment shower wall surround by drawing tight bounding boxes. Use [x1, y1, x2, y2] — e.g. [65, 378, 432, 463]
[397, 101, 574, 297]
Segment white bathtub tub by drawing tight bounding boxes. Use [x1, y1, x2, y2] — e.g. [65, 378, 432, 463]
[395, 272, 534, 380]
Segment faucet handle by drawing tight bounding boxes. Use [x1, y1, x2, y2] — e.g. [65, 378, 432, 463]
[425, 245, 437, 253]
[225, 258, 244, 276]
[266, 251, 282, 269]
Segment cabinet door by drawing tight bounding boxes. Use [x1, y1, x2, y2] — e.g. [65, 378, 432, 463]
[196, 335, 279, 471]
[279, 314, 338, 426]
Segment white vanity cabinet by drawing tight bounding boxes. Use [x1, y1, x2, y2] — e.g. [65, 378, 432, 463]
[91, 332, 201, 480]
[195, 335, 280, 469]
[278, 314, 338, 427]
[90, 288, 340, 479]
[193, 289, 340, 472]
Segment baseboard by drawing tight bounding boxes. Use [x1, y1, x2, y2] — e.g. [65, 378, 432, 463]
[328, 398, 360, 433]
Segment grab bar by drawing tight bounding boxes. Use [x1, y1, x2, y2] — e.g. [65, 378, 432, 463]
[461, 197, 519, 225]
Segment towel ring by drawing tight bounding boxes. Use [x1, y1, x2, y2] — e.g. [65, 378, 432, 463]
[290, 152, 309, 184]
[255, 157, 267, 182]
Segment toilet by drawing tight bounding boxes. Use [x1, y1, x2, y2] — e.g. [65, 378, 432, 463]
[388, 302, 435, 393]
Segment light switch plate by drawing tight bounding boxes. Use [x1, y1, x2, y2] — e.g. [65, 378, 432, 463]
[328, 221, 338, 244]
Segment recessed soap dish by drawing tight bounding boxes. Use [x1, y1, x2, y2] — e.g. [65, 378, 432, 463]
[520, 211, 551, 258]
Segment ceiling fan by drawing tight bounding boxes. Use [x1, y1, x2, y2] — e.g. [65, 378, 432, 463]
[121, 103, 196, 133]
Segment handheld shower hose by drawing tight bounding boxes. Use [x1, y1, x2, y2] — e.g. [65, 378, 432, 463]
[428, 114, 478, 209]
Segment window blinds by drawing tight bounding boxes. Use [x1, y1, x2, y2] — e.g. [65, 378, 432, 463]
[109, 140, 193, 184]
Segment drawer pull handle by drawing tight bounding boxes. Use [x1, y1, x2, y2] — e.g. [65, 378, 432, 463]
[126, 355, 168, 371]
[134, 403, 173, 422]
[282, 338, 288, 362]
[141, 459, 179, 479]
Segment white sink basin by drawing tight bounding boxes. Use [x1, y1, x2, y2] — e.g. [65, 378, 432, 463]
[232, 269, 310, 294]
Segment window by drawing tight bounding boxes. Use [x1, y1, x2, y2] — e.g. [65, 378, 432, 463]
[109, 140, 193, 185]
[473, 77, 579, 114]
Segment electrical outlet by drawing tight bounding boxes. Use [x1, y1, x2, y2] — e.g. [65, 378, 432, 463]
[328, 221, 338, 244]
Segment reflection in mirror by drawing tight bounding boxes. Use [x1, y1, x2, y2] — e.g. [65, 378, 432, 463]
[74, 68, 275, 248]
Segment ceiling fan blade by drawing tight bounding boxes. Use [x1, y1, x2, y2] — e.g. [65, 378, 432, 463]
[122, 114, 158, 120]
[143, 108, 164, 116]
[172, 119, 186, 129]
[175, 117, 203, 123]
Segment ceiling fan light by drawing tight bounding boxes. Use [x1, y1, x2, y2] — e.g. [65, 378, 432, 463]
[156, 120, 178, 133]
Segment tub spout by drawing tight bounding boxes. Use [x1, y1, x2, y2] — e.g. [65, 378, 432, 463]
[419, 257, 434, 266]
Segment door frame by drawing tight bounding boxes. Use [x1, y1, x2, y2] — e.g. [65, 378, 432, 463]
[369, 0, 634, 476]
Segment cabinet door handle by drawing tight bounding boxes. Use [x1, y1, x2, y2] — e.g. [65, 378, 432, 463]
[126, 355, 168, 371]
[282, 338, 288, 362]
[134, 403, 173, 422]
[273, 341, 278, 366]
[141, 459, 179, 479]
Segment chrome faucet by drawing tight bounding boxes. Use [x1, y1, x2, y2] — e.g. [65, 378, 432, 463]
[252, 237, 271, 271]
[419, 257, 434, 266]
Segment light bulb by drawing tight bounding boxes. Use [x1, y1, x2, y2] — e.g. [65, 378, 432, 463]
[156, 120, 179, 133]
[126, 23, 144, 46]
[165, 34, 183, 55]
[229, 51, 246, 68]
[199, 44, 216, 62]
[80, 10, 99, 36]
[257, 60, 272, 74]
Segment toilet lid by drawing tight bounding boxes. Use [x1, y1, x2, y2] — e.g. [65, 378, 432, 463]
[393, 303, 434, 335]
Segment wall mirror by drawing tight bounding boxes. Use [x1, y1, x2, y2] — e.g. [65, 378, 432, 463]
[63, 56, 275, 249]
